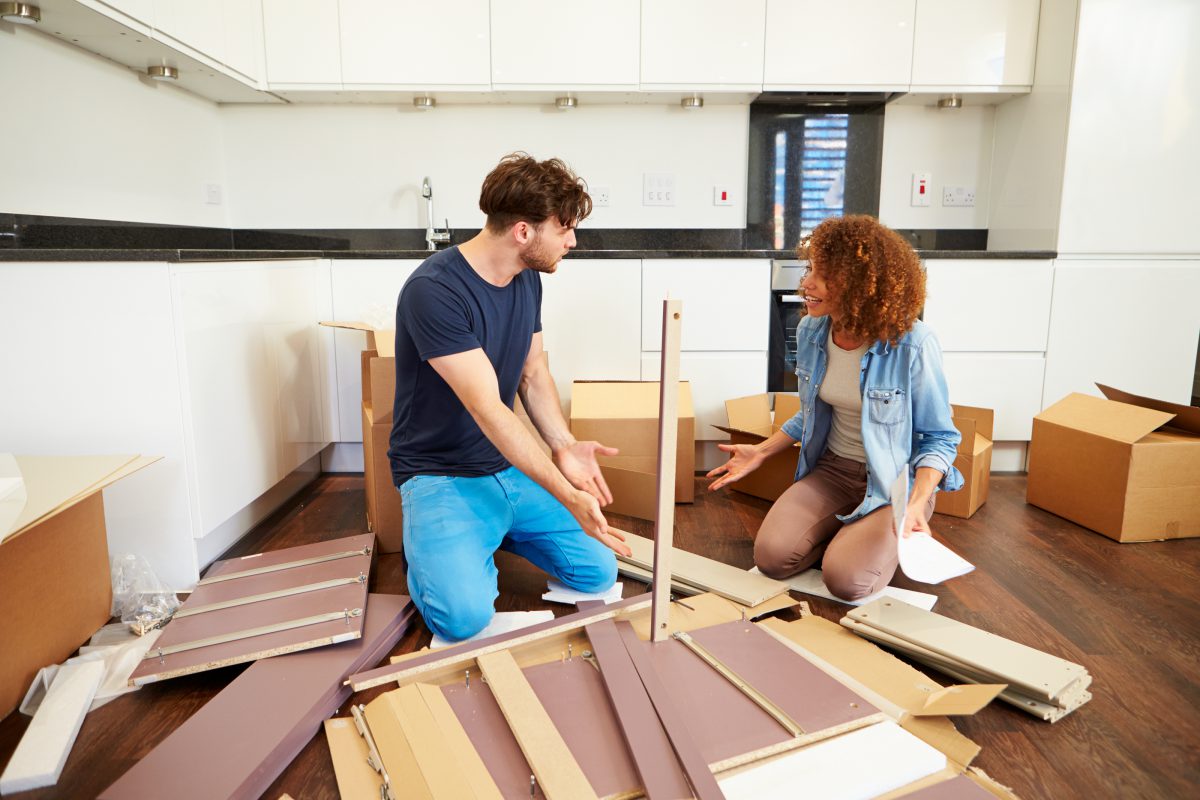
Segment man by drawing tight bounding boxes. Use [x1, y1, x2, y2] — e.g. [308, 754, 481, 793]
[388, 153, 629, 642]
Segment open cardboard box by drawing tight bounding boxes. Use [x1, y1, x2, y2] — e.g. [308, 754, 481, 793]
[569, 381, 695, 522]
[0, 454, 159, 720]
[1027, 384, 1200, 542]
[935, 405, 994, 519]
[712, 392, 802, 502]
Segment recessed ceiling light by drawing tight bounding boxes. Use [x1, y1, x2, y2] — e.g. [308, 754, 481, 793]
[0, 3, 41, 24]
[937, 94, 963, 109]
[681, 93, 704, 110]
[147, 65, 178, 81]
[555, 95, 577, 111]
[413, 95, 436, 110]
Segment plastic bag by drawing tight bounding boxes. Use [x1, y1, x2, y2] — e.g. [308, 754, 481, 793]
[110, 553, 180, 635]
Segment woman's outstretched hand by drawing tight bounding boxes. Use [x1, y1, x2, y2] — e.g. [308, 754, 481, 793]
[706, 443, 767, 491]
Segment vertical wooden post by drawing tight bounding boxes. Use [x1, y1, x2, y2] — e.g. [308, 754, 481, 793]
[651, 299, 683, 643]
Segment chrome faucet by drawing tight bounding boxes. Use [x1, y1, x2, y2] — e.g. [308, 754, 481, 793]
[421, 177, 451, 251]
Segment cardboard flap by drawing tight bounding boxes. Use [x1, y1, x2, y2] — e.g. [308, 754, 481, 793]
[1037, 393, 1175, 444]
[724, 393, 773, 435]
[1098, 383, 1200, 436]
[951, 405, 994, 445]
[914, 684, 1007, 717]
[319, 321, 396, 358]
[773, 393, 801, 422]
[712, 424, 770, 441]
[571, 381, 694, 419]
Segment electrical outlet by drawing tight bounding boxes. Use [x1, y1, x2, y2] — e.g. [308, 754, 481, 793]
[205, 183, 223, 205]
[592, 185, 611, 207]
[643, 173, 676, 207]
[942, 186, 976, 207]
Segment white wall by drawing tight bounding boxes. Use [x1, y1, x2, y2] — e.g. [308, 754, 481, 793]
[878, 103, 994, 230]
[219, 103, 750, 230]
[988, 0, 1079, 251]
[0, 28, 228, 226]
[1056, 0, 1200, 256]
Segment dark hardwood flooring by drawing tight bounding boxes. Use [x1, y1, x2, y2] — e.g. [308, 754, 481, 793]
[2, 474, 1198, 799]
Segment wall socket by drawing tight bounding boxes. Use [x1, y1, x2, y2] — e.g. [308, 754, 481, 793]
[592, 185, 611, 207]
[942, 186, 976, 207]
[205, 183, 223, 205]
[643, 173, 675, 206]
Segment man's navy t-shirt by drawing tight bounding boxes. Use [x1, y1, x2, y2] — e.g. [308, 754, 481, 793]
[388, 246, 542, 487]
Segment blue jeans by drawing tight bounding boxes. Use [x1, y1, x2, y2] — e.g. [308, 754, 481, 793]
[398, 466, 617, 642]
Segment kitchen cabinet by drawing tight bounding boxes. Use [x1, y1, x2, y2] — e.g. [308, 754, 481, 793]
[339, 0, 490, 88]
[923, 259, 1052, 351]
[642, 260, 770, 352]
[1042, 260, 1200, 408]
[153, 1, 225, 65]
[641, 352, 768, 442]
[329, 260, 422, 442]
[96, 0, 155, 28]
[221, 0, 265, 83]
[640, 0, 766, 90]
[763, 0, 915, 91]
[262, 0, 342, 85]
[541, 259, 643, 413]
[910, 0, 1040, 89]
[491, 0, 639, 89]
[942, 353, 1045, 441]
[0, 260, 332, 590]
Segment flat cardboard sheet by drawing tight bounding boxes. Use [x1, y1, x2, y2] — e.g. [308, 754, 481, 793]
[129, 534, 373, 684]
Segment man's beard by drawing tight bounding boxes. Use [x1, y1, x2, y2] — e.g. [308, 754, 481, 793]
[519, 239, 560, 274]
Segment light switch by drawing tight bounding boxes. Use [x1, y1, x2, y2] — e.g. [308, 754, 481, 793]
[911, 173, 931, 207]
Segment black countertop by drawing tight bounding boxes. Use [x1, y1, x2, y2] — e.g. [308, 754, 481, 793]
[0, 247, 1056, 262]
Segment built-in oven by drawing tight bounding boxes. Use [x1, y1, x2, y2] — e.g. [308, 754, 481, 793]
[768, 259, 808, 393]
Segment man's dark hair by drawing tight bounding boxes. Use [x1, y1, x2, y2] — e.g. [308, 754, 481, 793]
[479, 152, 592, 234]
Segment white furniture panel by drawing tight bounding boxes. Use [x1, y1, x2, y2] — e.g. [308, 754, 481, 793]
[172, 261, 330, 537]
[0, 262, 198, 589]
[330, 260, 423, 442]
[491, 0, 639, 88]
[339, 0, 490, 88]
[923, 260, 1052, 351]
[1042, 260, 1200, 407]
[541, 259, 643, 413]
[262, 0, 341, 85]
[764, 0, 915, 90]
[641, 0, 766, 88]
[641, 352, 768, 441]
[942, 353, 1045, 441]
[1057, 0, 1200, 255]
[642, 260, 770, 352]
[911, 0, 1040, 88]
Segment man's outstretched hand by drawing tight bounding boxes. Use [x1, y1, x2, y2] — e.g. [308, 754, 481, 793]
[554, 440, 618, 506]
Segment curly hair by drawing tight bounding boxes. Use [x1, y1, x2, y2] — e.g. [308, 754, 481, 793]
[480, 152, 592, 233]
[797, 215, 925, 346]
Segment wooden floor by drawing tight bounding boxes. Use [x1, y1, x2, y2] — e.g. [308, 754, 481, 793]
[2, 473, 1198, 799]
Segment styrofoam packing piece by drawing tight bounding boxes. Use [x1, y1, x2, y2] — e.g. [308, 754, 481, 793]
[542, 580, 624, 606]
[846, 599, 1088, 702]
[1, 660, 105, 794]
[749, 567, 938, 611]
[429, 610, 555, 650]
[20, 630, 162, 717]
[717, 721, 946, 800]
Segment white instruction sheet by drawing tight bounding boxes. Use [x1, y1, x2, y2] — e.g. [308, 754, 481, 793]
[891, 470, 974, 584]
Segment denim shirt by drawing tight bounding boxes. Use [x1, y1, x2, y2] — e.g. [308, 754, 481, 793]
[779, 315, 963, 523]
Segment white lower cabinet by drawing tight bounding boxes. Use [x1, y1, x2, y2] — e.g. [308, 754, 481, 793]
[640, 351, 768, 442]
[0, 260, 333, 589]
[642, 259, 770, 352]
[541, 259, 643, 413]
[942, 353, 1045, 441]
[923, 260, 1052, 351]
[329, 260, 422, 441]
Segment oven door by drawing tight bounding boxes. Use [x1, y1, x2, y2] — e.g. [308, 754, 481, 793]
[768, 290, 806, 393]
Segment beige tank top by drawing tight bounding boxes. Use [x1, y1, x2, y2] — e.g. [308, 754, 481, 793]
[819, 329, 869, 463]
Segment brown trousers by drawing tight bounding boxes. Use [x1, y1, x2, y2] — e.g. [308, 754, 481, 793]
[754, 451, 935, 600]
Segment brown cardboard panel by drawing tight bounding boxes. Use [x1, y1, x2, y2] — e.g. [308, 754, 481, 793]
[715, 393, 802, 502]
[324, 718, 384, 800]
[1026, 418, 1132, 540]
[364, 691, 435, 800]
[320, 320, 395, 358]
[362, 407, 403, 553]
[2, 454, 137, 541]
[774, 392, 801, 421]
[360, 350, 396, 424]
[1036, 393, 1172, 444]
[571, 381, 694, 419]
[917, 684, 1007, 717]
[599, 464, 660, 521]
[951, 405, 995, 449]
[391, 686, 480, 799]
[725, 393, 773, 436]
[1098, 383, 1200, 434]
[935, 444, 992, 520]
[0, 493, 111, 720]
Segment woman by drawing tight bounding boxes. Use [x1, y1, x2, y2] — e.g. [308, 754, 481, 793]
[708, 215, 962, 600]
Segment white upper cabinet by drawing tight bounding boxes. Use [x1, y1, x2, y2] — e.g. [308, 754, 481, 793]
[911, 0, 1041, 89]
[153, 1, 226, 63]
[262, 0, 342, 85]
[764, 0, 916, 91]
[339, 0, 490, 88]
[640, 0, 766, 89]
[221, 0, 264, 83]
[491, 0, 640, 88]
[98, 0, 155, 29]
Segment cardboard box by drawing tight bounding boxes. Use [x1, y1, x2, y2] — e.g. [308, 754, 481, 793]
[321, 321, 396, 424]
[1027, 384, 1200, 542]
[361, 404, 404, 553]
[713, 393, 802, 502]
[0, 454, 158, 720]
[569, 381, 695, 522]
[935, 405, 994, 519]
